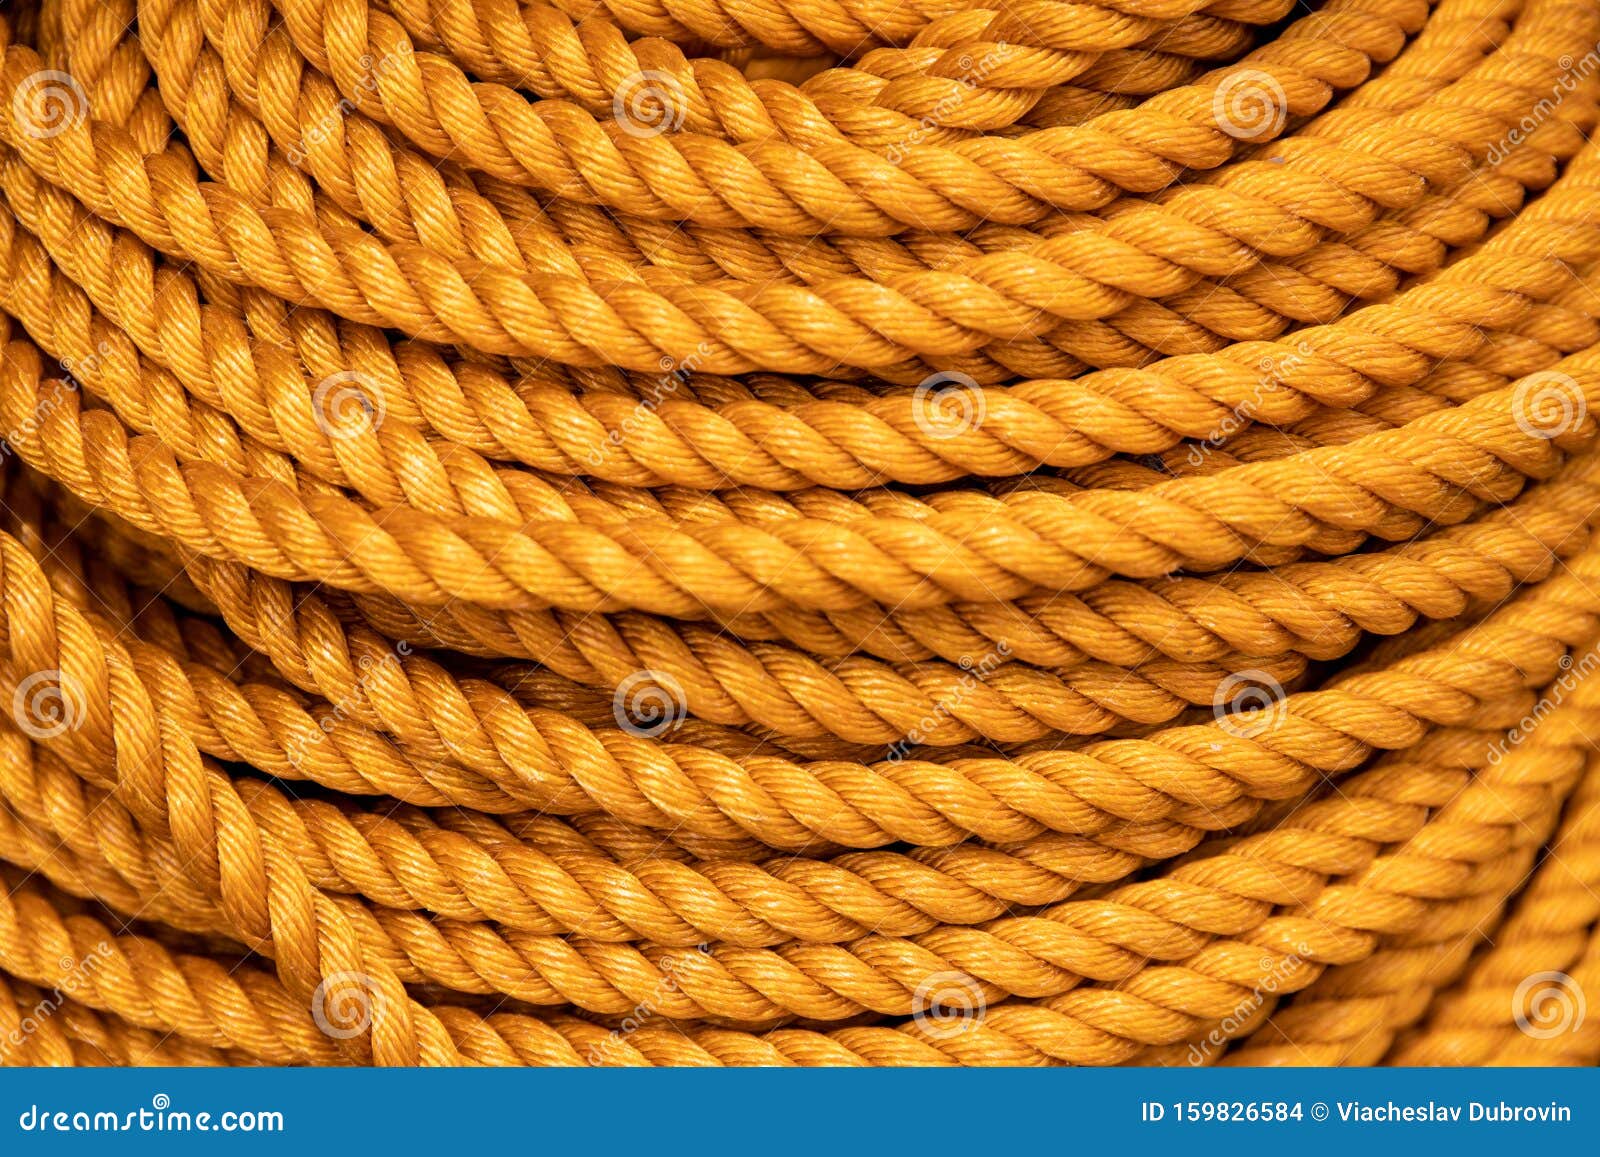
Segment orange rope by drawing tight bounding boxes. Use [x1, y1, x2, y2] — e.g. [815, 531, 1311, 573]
[0, 0, 1598, 1067]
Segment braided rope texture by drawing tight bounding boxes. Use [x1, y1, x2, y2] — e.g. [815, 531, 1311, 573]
[0, 0, 1596, 1067]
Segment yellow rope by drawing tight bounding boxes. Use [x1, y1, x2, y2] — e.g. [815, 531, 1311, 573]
[0, 0, 1597, 1066]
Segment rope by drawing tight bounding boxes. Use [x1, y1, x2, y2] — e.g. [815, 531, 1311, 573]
[0, 0, 1598, 1067]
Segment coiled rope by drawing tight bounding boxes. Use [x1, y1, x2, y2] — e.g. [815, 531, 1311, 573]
[0, 0, 1597, 1066]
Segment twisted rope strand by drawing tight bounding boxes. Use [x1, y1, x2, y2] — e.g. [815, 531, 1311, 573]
[2, 0, 1600, 1068]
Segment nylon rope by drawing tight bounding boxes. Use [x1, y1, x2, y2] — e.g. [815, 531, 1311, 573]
[0, 0, 1594, 1066]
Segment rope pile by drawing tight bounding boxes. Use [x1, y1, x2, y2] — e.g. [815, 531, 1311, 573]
[0, 0, 1596, 1066]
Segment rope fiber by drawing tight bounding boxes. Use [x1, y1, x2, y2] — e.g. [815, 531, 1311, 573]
[0, 0, 1597, 1066]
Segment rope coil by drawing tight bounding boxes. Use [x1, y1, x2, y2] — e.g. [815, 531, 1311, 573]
[0, 0, 1596, 1066]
